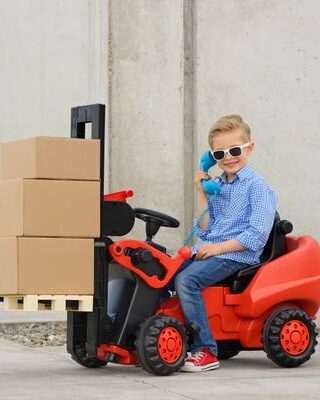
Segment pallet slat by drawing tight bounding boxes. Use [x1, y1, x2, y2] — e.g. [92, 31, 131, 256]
[1, 295, 93, 312]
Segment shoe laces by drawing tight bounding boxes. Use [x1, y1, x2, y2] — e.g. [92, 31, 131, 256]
[192, 351, 205, 362]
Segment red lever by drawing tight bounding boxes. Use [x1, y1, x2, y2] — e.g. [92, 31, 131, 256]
[103, 190, 134, 202]
[109, 240, 192, 288]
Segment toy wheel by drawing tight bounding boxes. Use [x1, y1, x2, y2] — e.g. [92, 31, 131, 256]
[71, 343, 107, 368]
[135, 315, 187, 376]
[263, 307, 318, 368]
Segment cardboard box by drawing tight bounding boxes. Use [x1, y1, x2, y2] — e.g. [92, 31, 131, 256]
[1, 136, 100, 181]
[0, 179, 100, 237]
[0, 237, 94, 295]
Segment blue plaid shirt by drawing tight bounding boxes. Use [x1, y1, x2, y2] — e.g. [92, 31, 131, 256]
[191, 164, 277, 265]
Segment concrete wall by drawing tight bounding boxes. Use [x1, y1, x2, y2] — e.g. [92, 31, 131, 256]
[1, 0, 319, 246]
[108, 0, 320, 246]
[0, 0, 108, 181]
[0, 0, 190, 250]
[195, 0, 320, 240]
[108, 0, 189, 249]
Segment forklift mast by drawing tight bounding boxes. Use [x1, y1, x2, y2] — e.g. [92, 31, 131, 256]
[67, 104, 109, 359]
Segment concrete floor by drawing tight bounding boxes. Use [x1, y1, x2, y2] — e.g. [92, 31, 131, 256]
[0, 337, 319, 400]
[0, 301, 319, 399]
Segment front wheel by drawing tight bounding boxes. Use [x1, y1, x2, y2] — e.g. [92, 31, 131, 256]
[263, 307, 318, 368]
[135, 315, 187, 376]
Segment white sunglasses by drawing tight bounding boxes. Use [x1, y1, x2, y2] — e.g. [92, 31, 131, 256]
[210, 142, 251, 161]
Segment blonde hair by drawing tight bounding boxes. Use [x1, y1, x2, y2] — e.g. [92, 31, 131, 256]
[208, 115, 251, 148]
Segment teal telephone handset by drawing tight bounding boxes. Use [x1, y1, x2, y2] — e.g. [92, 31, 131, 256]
[198, 150, 221, 195]
[184, 151, 221, 246]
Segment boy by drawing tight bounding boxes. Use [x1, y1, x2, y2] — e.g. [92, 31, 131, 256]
[178, 115, 277, 372]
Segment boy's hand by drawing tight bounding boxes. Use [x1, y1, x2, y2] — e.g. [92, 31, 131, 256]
[194, 169, 210, 192]
[195, 240, 245, 260]
[195, 243, 222, 260]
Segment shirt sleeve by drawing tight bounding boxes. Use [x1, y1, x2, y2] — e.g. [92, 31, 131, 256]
[235, 181, 277, 251]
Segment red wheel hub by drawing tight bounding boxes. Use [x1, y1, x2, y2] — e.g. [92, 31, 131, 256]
[157, 326, 183, 364]
[280, 319, 310, 355]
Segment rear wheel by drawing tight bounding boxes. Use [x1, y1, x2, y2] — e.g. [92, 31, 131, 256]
[135, 315, 187, 376]
[263, 307, 318, 368]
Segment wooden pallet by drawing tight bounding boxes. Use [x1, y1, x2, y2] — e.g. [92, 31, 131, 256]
[1, 295, 93, 312]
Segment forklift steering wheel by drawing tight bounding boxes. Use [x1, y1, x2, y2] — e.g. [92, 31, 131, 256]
[133, 208, 180, 228]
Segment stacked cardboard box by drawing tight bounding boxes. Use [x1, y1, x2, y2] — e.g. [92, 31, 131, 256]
[0, 136, 100, 296]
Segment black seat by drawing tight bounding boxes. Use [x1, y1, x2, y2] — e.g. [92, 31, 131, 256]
[218, 212, 293, 294]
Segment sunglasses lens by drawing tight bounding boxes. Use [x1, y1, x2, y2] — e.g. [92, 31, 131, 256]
[213, 150, 225, 160]
[229, 147, 242, 157]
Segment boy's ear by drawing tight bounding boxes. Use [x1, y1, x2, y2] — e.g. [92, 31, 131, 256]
[248, 141, 255, 154]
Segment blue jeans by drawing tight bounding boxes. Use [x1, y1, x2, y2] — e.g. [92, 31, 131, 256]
[173, 255, 249, 356]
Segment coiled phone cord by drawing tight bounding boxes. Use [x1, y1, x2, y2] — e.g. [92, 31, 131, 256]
[183, 207, 209, 246]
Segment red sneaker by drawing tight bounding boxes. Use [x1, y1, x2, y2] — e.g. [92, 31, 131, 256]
[180, 347, 220, 372]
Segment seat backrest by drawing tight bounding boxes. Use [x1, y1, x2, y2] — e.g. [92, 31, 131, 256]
[259, 212, 293, 264]
[259, 212, 280, 263]
[231, 212, 293, 293]
[102, 201, 135, 236]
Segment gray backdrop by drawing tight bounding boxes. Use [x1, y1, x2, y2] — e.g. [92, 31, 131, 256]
[0, 0, 319, 253]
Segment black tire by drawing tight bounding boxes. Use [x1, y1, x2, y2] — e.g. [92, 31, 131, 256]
[217, 341, 241, 360]
[263, 307, 318, 368]
[71, 344, 107, 368]
[134, 326, 156, 374]
[135, 315, 187, 376]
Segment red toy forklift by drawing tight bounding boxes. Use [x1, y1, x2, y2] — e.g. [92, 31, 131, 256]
[67, 104, 320, 375]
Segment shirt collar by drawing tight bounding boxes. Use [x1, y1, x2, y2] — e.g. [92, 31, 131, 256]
[219, 164, 254, 183]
